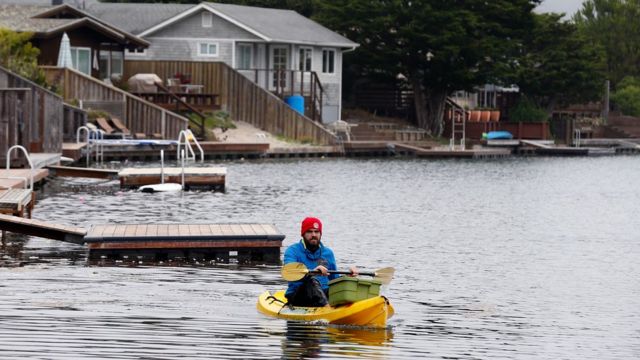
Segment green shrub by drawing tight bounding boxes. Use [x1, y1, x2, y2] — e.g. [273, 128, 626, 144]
[611, 76, 640, 117]
[509, 97, 548, 122]
[191, 110, 236, 131]
[87, 109, 111, 120]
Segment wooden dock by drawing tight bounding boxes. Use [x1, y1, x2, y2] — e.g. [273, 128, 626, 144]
[84, 223, 284, 262]
[0, 169, 49, 189]
[394, 143, 512, 158]
[118, 167, 226, 191]
[47, 165, 119, 180]
[0, 213, 86, 244]
[62, 142, 88, 162]
[0, 189, 35, 218]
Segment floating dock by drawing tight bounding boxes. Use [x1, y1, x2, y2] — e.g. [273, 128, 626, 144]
[394, 143, 512, 159]
[0, 189, 35, 218]
[0, 169, 49, 189]
[0, 215, 285, 263]
[47, 165, 119, 180]
[118, 167, 226, 191]
[0, 213, 86, 244]
[84, 223, 283, 262]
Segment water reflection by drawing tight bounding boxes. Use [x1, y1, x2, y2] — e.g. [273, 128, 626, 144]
[281, 322, 393, 359]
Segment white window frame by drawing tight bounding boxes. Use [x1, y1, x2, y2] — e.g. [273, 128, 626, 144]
[202, 12, 213, 28]
[298, 47, 313, 72]
[70, 46, 91, 75]
[125, 48, 147, 57]
[236, 43, 253, 69]
[322, 49, 335, 74]
[198, 42, 219, 57]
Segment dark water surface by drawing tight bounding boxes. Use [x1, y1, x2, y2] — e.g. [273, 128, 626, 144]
[1, 157, 639, 359]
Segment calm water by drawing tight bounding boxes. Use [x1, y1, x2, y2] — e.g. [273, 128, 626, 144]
[1, 156, 639, 359]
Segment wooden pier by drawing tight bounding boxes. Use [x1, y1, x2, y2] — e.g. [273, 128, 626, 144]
[0, 189, 35, 218]
[84, 223, 284, 262]
[0, 169, 49, 189]
[394, 143, 512, 158]
[47, 165, 119, 180]
[0, 214, 286, 263]
[0, 213, 86, 244]
[118, 167, 226, 191]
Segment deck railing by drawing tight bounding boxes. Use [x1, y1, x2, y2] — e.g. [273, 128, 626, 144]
[41, 66, 188, 139]
[124, 61, 336, 145]
[247, 69, 324, 122]
[0, 65, 63, 166]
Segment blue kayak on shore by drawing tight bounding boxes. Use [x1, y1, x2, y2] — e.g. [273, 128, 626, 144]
[486, 131, 513, 140]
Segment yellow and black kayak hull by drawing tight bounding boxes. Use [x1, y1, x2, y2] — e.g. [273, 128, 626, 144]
[257, 290, 394, 328]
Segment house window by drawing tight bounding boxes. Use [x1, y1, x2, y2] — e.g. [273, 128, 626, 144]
[126, 48, 147, 56]
[198, 42, 218, 57]
[299, 47, 312, 72]
[236, 43, 252, 69]
[70, 47, 91, 75]
[322, 49, 335, 74]
[202, 12, 213, 28]
[99, 50, 124, 81]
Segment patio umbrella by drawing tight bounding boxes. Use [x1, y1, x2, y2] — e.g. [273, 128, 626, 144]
[56, 33, 73, 68]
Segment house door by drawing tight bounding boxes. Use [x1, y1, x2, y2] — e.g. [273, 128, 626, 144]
[270, 46, 288, 92]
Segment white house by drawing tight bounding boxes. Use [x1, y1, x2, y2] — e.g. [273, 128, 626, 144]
[85, 1, 358, 123]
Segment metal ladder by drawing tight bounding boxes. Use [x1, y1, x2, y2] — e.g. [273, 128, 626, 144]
[177, 129, 204, 162]
[449, 107, 466, 151]
[76, 126, 105, 167]
[4, 145, 34, 190]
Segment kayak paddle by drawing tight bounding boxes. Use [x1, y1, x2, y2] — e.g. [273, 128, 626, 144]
[281, 262, 395, 285]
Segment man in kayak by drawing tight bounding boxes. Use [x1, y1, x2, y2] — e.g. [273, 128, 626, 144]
[284, 217, 357, 307]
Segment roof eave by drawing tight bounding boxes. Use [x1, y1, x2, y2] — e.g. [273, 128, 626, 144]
[33, 4, 149, 48]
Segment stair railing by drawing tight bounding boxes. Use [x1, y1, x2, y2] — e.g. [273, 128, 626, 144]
[5, 145, 34, 190]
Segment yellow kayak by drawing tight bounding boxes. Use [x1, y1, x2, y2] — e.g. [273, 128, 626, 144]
[257, 290, 394, 328]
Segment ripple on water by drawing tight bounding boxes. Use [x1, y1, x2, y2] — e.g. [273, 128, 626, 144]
[1, 157, 640, 359]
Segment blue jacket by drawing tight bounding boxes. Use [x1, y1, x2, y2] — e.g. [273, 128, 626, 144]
[284, 240, 339, 296]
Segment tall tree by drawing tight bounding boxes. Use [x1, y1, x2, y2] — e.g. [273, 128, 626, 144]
[514, 13, 605, 112]
[99, 0, 315, 17]
[0, 28, 42, 82]
[574, 0, 640, 87]
[315, 0, 539, 136]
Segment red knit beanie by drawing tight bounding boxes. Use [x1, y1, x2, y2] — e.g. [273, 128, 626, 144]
[301, 217, 322, 236]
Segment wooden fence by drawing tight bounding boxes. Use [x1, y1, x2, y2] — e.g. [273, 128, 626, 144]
[41, 66, 188, 139]
[0, 66, 63, 166]
[63, 103, 88, 142]
[124, 61, 336, 145]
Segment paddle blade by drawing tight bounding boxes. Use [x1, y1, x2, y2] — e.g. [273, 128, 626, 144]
[373, 267, 395, 285]
[281, 262, 309, 281]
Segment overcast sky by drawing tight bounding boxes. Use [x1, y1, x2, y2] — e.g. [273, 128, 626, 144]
[536, 0, 586, 17]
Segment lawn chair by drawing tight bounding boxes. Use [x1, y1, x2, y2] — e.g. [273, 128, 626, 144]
[110, 117, 131, 137]
[95, 117, 115, 134]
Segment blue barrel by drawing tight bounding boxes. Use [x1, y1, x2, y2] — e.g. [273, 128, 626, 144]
[285, 95, 305, 115]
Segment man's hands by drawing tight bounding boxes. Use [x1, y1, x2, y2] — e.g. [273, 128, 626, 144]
[311, 265, 359, 277]
[349, 266, 359, 277]
[312, 265, 328, 276]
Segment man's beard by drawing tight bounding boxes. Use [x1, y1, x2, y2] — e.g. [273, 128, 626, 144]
[304, 238, 320, 252]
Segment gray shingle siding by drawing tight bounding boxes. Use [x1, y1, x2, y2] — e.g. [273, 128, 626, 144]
[152, 10, 260, 40]
[135, 38, 233, 65]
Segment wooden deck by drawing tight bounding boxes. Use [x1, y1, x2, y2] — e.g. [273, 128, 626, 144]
[47, 165, 119, 179]
[84, 223, 284, 262]
[62, 142, 88, 161]
[118, 167, 226, 191]
[0, 189, 35, 218]
[0, 213, 86, 244]
[0, 169, 49, 189]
